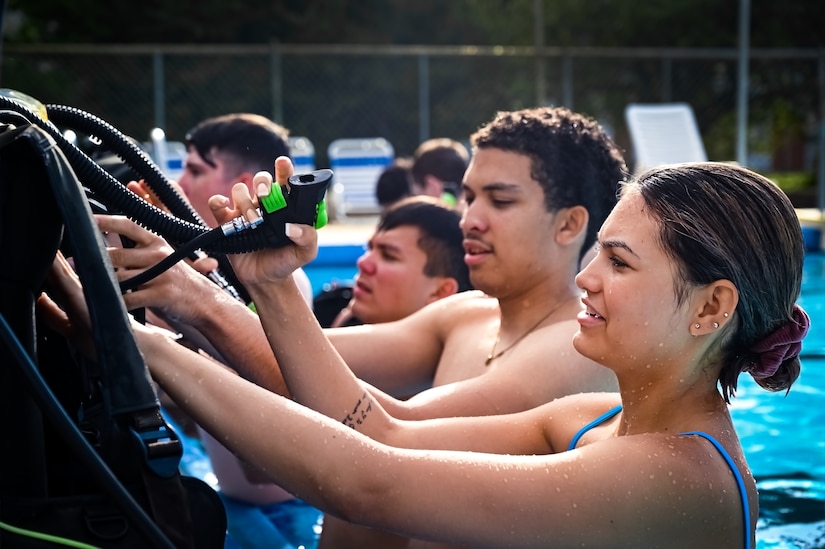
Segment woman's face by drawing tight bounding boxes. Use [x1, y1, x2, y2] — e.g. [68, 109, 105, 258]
[573, 192, 696, 375]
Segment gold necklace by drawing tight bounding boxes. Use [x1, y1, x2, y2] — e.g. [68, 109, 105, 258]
[485, 301, 568, 366]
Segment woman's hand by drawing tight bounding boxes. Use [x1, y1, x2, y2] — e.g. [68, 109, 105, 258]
[37, 251, 96, 360]
[38, 251, 184, 361]
[208, 156, 319, 287]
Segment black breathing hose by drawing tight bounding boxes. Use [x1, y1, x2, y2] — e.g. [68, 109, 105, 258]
[42, 103, 250, 300]
[45, 104, 207, 228]
[0, 95, 279, 256]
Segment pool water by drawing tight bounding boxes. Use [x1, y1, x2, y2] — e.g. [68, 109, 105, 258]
[731, 252, 825, 548]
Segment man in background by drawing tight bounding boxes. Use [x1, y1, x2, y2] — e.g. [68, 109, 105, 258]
[374, 156, 414, 210]
[410, 137, 470, 206]
[327, 195, 471, 328]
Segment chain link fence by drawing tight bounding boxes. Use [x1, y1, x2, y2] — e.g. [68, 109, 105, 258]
[3, 43, 823, 203]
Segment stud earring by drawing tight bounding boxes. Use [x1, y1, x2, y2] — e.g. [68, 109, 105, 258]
[723, 312, 729, 318]
[713, 322, 719, 329]
[694, 323, 701, 329]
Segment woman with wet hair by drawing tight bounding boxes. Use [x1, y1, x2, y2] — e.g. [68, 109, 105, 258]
[44, 162, 808, 548]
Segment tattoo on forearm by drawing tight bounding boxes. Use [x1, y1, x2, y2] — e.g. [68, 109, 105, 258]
[342, 391, 373, 429]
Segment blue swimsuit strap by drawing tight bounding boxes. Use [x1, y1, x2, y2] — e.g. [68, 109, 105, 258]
[680, 431, 752, 549]
[566, 406, 752, 549]
[567, 405, 622, 451]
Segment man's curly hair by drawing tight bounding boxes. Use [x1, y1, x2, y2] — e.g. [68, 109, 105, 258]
[471, 107, 627, 257]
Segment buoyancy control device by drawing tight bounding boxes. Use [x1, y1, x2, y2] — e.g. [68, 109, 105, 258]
[0, 90, 330, 548]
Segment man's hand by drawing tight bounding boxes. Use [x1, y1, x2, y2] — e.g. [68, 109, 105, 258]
[127, 179, 166, 210]
[97, 214, 219, 324]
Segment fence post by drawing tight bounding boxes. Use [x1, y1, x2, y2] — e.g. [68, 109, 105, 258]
[534, 0, 546, 106]
[418, 53, 430, 144]
[152, 49, 165, 131]
[661, 57, 672, 102]
[270, 41, 283, 125]
[736, 0, 751, 166]
[561, 52, 573, 108]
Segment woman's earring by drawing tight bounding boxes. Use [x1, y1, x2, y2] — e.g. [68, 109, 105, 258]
[713, 322, 719, 329]
[694, 323, 701, 329]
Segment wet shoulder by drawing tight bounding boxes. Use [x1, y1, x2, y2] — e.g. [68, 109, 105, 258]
[430, 290, 499, 325]
[435, 289, 496, 310]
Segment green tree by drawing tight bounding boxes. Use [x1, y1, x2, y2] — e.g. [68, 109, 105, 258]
[6, 0, 823, 48]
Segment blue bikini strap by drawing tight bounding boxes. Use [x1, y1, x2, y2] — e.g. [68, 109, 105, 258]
[567, 405, 622, 451]
[566, 408, 752, 549]
[680, 431, 752, 549]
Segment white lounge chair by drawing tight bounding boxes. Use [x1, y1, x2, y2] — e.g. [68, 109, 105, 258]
[327, 137, 394, 218]
[624, 103, 707, 173]
[288, 136, 316, 174]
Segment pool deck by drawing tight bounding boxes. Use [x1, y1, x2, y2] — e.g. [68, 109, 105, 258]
[318, 209, 825, 247]
[317, 215, 379, 247]
[797, 208, 824, 225]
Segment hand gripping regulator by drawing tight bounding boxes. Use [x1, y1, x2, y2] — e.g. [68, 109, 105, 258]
[221, 168, 332, 243]
[119, 168, 333, 293]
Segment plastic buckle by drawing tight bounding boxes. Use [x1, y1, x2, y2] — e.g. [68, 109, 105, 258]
[130, 409, 183, 478]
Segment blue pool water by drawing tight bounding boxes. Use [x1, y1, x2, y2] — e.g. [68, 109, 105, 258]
[732, 251, 825, 548]
[304, 244, 361, 295]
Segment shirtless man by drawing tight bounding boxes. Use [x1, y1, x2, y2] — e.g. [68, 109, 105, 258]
[101, 106, 627, 547]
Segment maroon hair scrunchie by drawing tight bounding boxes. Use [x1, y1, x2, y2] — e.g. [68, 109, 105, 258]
[746, 304, 811, 380]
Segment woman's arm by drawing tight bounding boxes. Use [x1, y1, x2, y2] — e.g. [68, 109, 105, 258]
[97, 212, 445, 405]
[140, 328, 729, 549]
[210, 167, 443, 439]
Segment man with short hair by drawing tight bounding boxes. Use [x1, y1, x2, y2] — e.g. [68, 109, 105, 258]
[327, 195, 471, 329]
[178, 113, 290, 226]
[410, 137, 470, 205]
[374, 157, 414, 209]
[130, 112, 314, 303]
